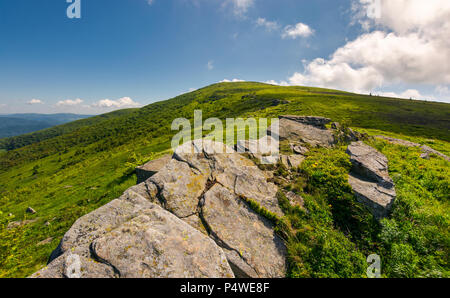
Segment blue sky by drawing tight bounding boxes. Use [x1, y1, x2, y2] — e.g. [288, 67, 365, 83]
[1, 0, 449, 114]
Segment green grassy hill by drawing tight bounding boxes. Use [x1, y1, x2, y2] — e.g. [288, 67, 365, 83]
[0, 82, 449, 277]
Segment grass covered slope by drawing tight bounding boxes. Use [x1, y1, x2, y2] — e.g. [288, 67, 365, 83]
[0, 82, 449, 277]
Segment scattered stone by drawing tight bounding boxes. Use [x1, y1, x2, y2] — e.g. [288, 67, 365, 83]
[44, 221, 51, 227]
[375, 135, 421, 148]
[26, 207, 36, 214]
[135, 154, 172, 184]
[37, 237, 54, 246]
[287, 155, 305, 168]
[290, 144, 309, 155]
[285, 191, 304, 208]
[375, 135, 450, 162]
[8, 213, 13, 217]
[420, 152, 430, 160]
[346, 141, 396, 219]
[420, 145, 450, 162]
[331, 122, 341, 130]
[7, 218, 39, 230]
[280, 155, 305, 169]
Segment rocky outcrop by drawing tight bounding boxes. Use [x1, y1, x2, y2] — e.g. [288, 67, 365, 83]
[346, 141, 396, 219]
[136, 154, 172, 184]
[34, 117, 391, 278]
[35, 140, 286, 278]
[269, 115, 335, 148]
[32, 188, 234, 278]
[375, 135, 450, 162]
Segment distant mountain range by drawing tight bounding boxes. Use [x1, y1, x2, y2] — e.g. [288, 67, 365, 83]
[0, 113, 92, 138]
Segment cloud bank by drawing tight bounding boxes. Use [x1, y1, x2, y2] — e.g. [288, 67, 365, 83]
[281, 0, 450, 101]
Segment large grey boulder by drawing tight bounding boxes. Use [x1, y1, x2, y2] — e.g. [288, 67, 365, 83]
[269, 115, 335, 148]
[34, 140, 287, 278]
[144, 140, 286, 277]
[136, 154, 172, 184]
[201, 185, 286, 278]
[33, 188, 234, 278]
[346, 141, 396, 219]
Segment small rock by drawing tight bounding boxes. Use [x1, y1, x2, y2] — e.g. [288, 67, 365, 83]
[8, 213, 13, 217]
[290, 144, 309, 155]
[7, 218, 39, 230]
[44, 221, 51, 226]
[26, 207, 37, 214]
[420, 152, 430, 160]
[280, 155, 305, 169]
[288, 155, 305, 168]
[331, 122, 341, 130]
[37, 237, 53, 246]
[285, 191, 304, 208]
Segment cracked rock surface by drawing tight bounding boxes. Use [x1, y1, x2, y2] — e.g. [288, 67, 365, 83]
[346, 141, 396, 219]
[33, 140, 286, 278]
[269, 115, 335, 148]
[32, 188, 233, 278]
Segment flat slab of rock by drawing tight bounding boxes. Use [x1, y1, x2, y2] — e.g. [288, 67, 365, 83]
[346, 141, 394, 188]
[279, 115, 331, 128]
[346, 141, 396, 219]
[280, 155, 305, 169]
[269, 116, 335, 148]
[348, 175, 396, 219]
[202, 185, 287, 277]
[136, 154, 172, 184]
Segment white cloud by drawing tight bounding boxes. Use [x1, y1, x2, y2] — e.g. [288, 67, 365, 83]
[207, 60, 214, 70]
[27, 99, 44, 105]
[225, 0, 255, 16]
[220, 78, 245, 83]
[56, 98, 83, 106]
[146, 0, 155, 5]
[91, 97, 141, 109]
[282, 22, 314, 39]
[256, 18, 280, 32]
[377, 89, 430, 100]
[286, 0, 450, 95]
[265, 80, 289, 86]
